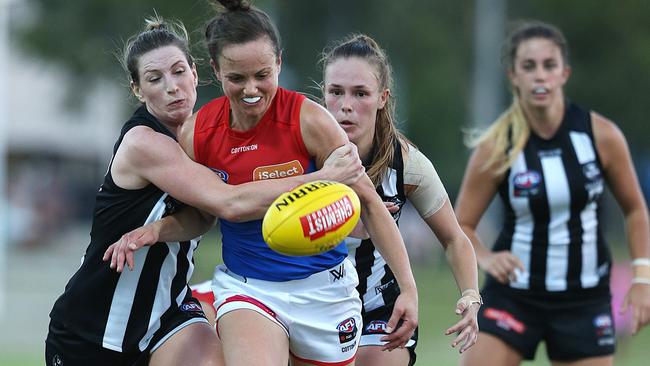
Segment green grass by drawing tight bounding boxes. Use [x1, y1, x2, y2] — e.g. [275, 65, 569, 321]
[0, 351, 43, 366]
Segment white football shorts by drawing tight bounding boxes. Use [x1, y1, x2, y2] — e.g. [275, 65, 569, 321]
[212, 258, 362, 364]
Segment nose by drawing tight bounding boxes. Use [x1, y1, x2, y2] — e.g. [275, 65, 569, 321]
[243, 79, 258, 96]
[165, 79, 179, 94]
[341, 94, 353, 113]
[533, 65, 547, 81]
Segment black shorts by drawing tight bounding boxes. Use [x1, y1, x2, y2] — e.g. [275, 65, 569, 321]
[359, 305, 418, 366]
[477, 284, 615, 361]
[45, 297, 207, 366]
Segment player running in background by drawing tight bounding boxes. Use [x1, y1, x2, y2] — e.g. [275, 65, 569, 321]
[456, 20, 650, 366]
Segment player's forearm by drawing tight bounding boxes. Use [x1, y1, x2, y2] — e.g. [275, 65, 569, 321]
[459, 224, 492, 269]
[625, 208, 650, 280]
[445, 235, 480, 293]
[219, 169, 329, 222]
[157, 207, 215, 242]
[626, 208, 650, 260]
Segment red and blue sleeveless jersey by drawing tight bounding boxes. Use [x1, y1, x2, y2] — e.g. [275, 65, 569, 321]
[194, 87, 347, 281]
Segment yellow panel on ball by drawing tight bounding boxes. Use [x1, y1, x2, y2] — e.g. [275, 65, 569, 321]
[262, 180, 361, 256]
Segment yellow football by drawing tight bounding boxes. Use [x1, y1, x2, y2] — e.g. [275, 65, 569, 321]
[262, 180, 361, 256]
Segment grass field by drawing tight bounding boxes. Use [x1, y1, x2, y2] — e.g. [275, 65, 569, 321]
[2, 234, 649, 366]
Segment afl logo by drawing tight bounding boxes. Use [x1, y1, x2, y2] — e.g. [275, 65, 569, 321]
[209, 168, 229, 183]
[593, 314, 612, 328]
[513, 170, 541, 197]
[583, 162, 601, 181]
[337, 317, 358, 344]
[180, 302, 203, 313]
[365, 320, 388, 334]
[514, 171, 541, 189]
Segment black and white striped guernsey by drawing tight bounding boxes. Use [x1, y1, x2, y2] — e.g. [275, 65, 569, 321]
[491, 102, 611, 299]
[49, 106, 200, 353]
[347, 141, 406, 313]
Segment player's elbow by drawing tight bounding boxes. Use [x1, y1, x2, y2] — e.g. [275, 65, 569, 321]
[216, 201, 254, 223]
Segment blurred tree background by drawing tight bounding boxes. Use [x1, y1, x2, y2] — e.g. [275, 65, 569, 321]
[13, 0, 650, 195]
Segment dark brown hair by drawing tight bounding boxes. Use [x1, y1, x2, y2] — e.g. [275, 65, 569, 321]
[205, 0, 281, 67]
[502, 20, 569, 71]
[122, 15, 192, 84]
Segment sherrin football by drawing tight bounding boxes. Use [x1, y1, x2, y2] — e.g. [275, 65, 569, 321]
[262, 180, 361, 256]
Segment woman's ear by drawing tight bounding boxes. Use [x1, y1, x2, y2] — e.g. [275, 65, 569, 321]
[131, 81, 145, 103]
[191, 63, 199, 87]
[560, 66, 572, 87]
[210, 58, 221, 82]
[378, 88, 390, 109]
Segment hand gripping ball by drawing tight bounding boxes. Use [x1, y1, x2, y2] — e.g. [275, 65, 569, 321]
[262, 180, 361, 256]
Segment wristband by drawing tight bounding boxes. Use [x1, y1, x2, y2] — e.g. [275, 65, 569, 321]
[631, 277, 650, 285]
[459, 289, 483, 306]
[631, 258, 650, 267]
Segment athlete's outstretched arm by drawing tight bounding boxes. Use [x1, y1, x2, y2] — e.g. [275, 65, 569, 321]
[424, 201, 480, 352]
[104, 133, 363, 271]
[300, 98, 418, 351]
[114, 125, 363, 223]
[455, 142, 524, 284]
[404, 148, 480, 352]
[104, 205, 215, 272]
[593, 113, 650, 335]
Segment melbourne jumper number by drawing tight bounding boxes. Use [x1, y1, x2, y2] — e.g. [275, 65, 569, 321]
[299, 195, 355, 240]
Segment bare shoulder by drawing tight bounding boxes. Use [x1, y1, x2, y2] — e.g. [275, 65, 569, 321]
[299, 97, 347, 163]
[120, 125, 177, 167]
[111, 125, 165, 188]
[300, 98, 336, 128]
[470, 138, 499, 168]
[591, 111, 629, 168]
[121, 125, 157, 156]
[591, 111, 625, 144]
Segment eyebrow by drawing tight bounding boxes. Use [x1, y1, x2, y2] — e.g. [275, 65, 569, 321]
[327, 83, 371, 89]
[143, 60, 185, 75]
[225, 67, 272, 77]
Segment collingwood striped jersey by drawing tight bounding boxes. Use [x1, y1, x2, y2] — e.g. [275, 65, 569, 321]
[492, 102, 610, 298]
[347, 141, 406, 312]
[347, 141, 448, 312]
[49, 106, 200, 353]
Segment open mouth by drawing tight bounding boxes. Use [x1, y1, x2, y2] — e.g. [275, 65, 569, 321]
[532, 86, 549, 96]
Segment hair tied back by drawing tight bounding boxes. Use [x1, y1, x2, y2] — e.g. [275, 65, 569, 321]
[215, 0, 251, 11]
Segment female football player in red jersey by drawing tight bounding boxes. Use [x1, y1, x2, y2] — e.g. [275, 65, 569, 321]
[186, 2, 417, 365]
[320, 34, 481, 366]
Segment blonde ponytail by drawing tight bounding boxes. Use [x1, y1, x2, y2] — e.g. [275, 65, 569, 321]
[467, 95, 529, 174]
